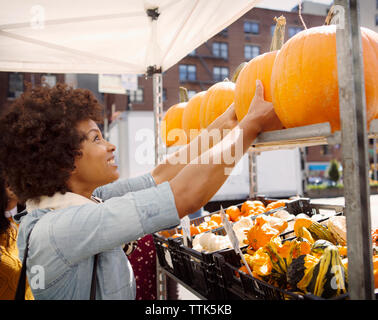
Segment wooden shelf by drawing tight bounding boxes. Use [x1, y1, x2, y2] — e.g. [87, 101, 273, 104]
[250, 119, 378, 152]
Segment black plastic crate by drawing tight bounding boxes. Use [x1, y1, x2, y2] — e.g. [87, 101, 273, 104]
[213, 242, 349, 300]
[152, 230, 190, 282]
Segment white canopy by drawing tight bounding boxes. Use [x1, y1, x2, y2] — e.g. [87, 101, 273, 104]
[0, 0, 261, 75]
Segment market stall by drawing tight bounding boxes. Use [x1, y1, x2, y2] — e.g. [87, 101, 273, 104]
[156, 0, 377, 300]
[1, 0, 377, 300]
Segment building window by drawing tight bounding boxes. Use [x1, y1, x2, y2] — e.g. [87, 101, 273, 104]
[179, 64, 196, 82]
[322, 145, 330, 155]
[8, 73, 24, 99]
[270, 25, 276, 36]
[187, 90, 196, 99]
[244, 21, 259, 34]
[376, 14, 378, 26]
[212, 42, 228, 59]
[41, 74, 57, 87]
[188, 49, 196, 56]
[129, 88, 144, 103]
[244, 45, 260, 60]
[213, 66, 229, 81]
[288, 26, 303, 38]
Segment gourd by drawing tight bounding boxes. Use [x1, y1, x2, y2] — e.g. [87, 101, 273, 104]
[287, 241, 348, 298]
[271, 25, 378, 132]
[327, 216, 347, 246]
[294, 217, 336, 244]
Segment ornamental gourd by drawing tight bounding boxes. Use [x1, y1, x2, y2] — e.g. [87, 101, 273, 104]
[271, 25, 378, 132]
[161, 87, 189, 147]
[181, 91, 206, 141]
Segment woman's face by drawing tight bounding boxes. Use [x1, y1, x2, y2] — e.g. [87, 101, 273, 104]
[68, 119, 119, 195]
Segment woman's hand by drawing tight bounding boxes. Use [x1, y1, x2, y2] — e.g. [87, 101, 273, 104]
[244, 79, 283, 133]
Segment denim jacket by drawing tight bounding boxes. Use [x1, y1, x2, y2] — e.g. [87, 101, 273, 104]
[15, 173, 180, 300]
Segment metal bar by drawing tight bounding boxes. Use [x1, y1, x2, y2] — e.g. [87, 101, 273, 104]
[152, 72, 168, 300]
[334, 0, 374, 299]
[153, 73, 164, 165]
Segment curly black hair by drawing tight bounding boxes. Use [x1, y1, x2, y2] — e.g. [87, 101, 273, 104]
[0, 83, 104, 204]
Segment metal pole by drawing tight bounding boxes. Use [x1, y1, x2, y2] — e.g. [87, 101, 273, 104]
[334, 0, 374, 299]
[152, 72, 168, 300]
[153, 73, 164, 165]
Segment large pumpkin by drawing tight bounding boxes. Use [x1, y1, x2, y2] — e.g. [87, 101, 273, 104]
[199, 80, 235, 128]
[271, 25, 378, 132]
[182, 91, 206, 141]
[234, 50, 278, 122]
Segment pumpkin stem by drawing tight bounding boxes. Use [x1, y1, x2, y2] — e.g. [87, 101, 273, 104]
[324, 5, 337, 25]
[179, 86, 188, 102]
[270, 15, 286, 51]
[298, 1, 308, 30]
[231, 62, 247, 83]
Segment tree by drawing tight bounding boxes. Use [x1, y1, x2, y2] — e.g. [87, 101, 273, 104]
[328, 160, 340, 185]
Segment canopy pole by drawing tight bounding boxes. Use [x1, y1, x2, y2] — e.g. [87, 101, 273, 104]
[333, 0, 375, 299]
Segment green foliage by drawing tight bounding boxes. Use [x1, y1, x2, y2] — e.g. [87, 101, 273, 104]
[328, 160, 340, 184]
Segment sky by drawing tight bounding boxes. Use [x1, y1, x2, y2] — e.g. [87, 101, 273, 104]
[256, 0, 334, 11]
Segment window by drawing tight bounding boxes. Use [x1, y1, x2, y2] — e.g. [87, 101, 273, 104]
[179, 64, 196, 82]
[128, 88, 144, 103]
[322, 145, 330, 155]
[270, 25, 276, 36]
[288, 26, 303, 38]
[8, 73, 24, 99]
[213, 67, 229, 81]
[188, 49, 196, 56]
[244, 21, 259, 34]
[376, 14, 378, 26]
[244, 45, 260, 60]
[212, 42, 228, 59]
[187, 90, 196, 99]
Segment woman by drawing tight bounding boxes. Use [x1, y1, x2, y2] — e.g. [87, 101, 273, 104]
[0, 81, 281, 300]
[0, 176, 33, 300]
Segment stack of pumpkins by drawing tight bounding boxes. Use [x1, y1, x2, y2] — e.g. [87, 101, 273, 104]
[161, 16, 378, 148]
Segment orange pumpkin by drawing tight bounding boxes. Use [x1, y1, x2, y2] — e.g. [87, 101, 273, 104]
[271, 25, 378, 132]
[226, 205, 241, 222]
[264, 200, 286, 213]
[199, 80, 235, 128]
[182, 91, 206, 141]
[161, 103, 188, 147]
[234, 50, 278, 122]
